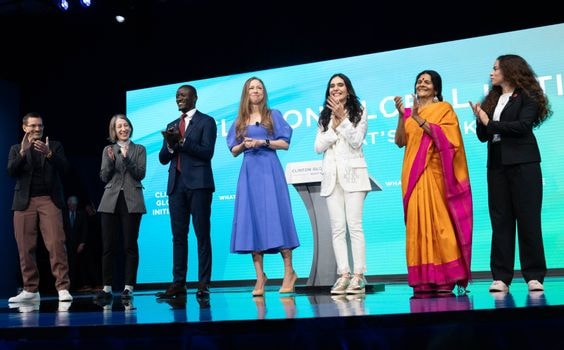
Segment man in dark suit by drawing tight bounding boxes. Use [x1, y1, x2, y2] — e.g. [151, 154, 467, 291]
[157, 85, 217, 299]
[7, 112, 73, 303]
[63, 195, 89, 291]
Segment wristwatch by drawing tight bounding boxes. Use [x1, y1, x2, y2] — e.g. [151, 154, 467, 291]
[265, 139, 270, 147]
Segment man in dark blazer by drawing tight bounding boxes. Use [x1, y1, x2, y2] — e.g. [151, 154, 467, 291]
[7, 112, 73, 303]
[63, 194, 89, 291]
[157, 85, 217, 299]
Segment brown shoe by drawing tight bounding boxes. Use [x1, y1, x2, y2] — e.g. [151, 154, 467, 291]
[156, 283, 187, 299]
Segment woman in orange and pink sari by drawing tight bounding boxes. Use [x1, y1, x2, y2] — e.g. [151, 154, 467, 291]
[394, 70, 473, 295]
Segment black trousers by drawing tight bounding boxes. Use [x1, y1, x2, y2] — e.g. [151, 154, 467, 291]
[488, 143, 546, 285]
[168, 175, 213, 287]
[100, 191, 142, 287]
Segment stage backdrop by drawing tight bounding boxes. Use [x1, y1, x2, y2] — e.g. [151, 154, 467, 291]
[127, 23, 564, 284]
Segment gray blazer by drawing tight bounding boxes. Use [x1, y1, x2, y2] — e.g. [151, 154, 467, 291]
[97, 141, 147, 214]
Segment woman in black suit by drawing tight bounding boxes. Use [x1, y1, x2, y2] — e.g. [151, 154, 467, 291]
[96, 114, 147, 301]
[470, 54, 552, 293]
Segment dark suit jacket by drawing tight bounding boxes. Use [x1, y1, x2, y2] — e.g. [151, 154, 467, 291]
[7, 140, 69, 211]
[476, 88, 542, 167]
[63, 208, 88, 247]
[97, 141, 147, 214]
[158, 110, 217, 195]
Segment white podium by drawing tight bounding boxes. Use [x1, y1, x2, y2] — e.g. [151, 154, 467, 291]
[285, 160, 382, 288]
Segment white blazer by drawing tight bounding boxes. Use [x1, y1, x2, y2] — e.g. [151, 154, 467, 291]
[314, 108, 371, 197]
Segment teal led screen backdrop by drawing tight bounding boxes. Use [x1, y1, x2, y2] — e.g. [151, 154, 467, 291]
[127, 23, 564, 284]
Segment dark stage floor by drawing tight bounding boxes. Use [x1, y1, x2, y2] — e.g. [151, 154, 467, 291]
[1, 277, 564, 349]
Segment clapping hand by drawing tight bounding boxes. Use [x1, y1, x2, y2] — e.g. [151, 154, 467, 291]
[469, 101, 488, 125]
[19, 132, 33, 156]
[33, 136, 51, 157]
[327, 97, 345, 129]
[162, 127, 181, 147]
[107, 146, 115, 161]
[394, 96, 405, 117]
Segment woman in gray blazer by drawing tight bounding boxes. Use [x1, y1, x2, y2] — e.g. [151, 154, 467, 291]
[96, 114, 147, 302]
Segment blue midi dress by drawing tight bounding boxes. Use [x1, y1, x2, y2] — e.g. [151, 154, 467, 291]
[226, 109, 300, 254]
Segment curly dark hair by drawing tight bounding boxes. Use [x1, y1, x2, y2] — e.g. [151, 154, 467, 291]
[481, 54, 552, 128]
[318, 73, 363, 132]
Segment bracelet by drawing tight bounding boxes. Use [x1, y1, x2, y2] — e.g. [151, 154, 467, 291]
[264, 139, 270, 147]
[46, 150, 53, 159]
[418, 119, 427, 127]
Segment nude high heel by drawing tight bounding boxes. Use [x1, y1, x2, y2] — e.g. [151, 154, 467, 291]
[252, 274, 268, 296]
[279, 271, 298, 294]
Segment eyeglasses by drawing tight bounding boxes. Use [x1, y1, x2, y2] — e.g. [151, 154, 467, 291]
[26, 124, 44, 129]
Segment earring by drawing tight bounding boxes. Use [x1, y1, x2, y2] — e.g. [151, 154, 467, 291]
[433, 96, 439, 103]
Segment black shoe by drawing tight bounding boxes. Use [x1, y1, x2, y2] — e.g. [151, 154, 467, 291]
[197, 295, 211, 309]
[157, 295, 187, 309]
[94, 291, 113, 308]
[156, 283, 187, 299]
[95, 290, 113, 301]
[121, 289, 133, 299]
[196, 285, 210, 298]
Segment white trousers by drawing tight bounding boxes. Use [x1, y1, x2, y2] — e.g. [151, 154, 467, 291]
[325, 183, 367, 275]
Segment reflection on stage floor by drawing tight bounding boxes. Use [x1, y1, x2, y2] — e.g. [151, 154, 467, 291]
[1, 277, 562, 328]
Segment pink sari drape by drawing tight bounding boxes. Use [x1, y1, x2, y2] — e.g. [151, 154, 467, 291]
[401, 102, 473, 290]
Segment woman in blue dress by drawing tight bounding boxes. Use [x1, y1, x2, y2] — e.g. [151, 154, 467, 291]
[227, 76, 300, 296]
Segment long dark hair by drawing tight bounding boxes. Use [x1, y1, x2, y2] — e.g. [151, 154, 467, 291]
[481, 54, 552, 128]
[318, 73, 363, 132]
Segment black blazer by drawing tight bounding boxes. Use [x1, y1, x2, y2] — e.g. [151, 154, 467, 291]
[158, 110, 217, 195]
[476, 88, 542, 167]
[7, 140, 69, 211]
[63, 208, 88, 246]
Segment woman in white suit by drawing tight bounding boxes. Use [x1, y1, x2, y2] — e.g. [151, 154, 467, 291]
[96, 114, 146, 302]
[314, 73, 371, 295]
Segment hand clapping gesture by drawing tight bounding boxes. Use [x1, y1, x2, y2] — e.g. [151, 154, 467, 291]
[469, 101, 488, 125]
[19, 132, 33, 156]
[327, 96, 346, 129]
[32, 136, 51, 157]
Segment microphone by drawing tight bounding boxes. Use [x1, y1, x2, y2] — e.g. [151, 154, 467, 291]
[255, 121, 259, 126]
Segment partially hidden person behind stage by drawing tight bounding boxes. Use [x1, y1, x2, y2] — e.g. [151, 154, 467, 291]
[157, 84, 217, 299]
[96, 114, 147, 302]
[227, 76, 300, 296]
[469, 54, 552, 293]
[314, 73, 371, 295]
[394, 70, 473, 295]
[63, 194, 89, 292]
[7, 112, 73, 303]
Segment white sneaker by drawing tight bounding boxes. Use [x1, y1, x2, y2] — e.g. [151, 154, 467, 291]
[331, 276, 351, 295]
[8, 290, 40, 303]
[346, 276, 367, 294]
[528, 280, 544, 291]
[58, 289, 73, 302]
[489, 280, 509, 292]
[58, 301, 72, 312]
[18, 303, 40, 313]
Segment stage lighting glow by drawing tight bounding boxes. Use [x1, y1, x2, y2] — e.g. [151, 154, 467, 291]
[79, 0, 92, 7]
[115, 15, 125, 23]
[58, 0, 69, 11]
